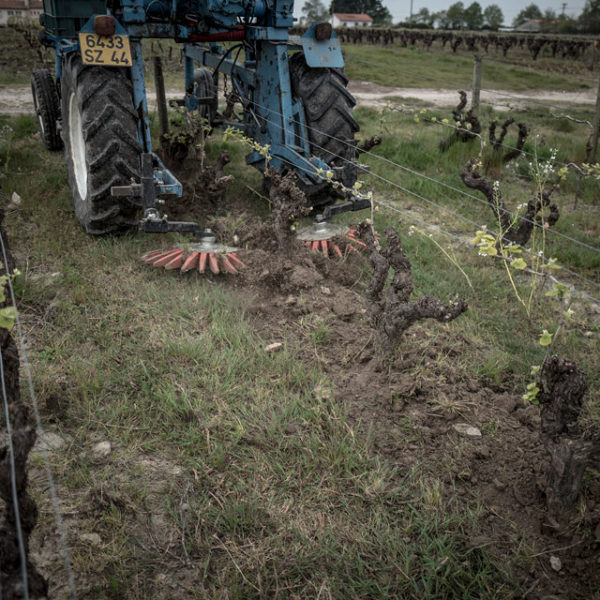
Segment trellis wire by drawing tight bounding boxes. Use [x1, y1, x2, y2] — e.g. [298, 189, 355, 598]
[345, 55, 597, 115]
[236, 100, 600, 297]
[0, 230, 78, 600]
[247, 96, 600, 256]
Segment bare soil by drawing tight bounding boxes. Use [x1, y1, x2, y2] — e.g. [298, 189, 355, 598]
[347, 80, 597, 109]
[239, 251, 600, 600]
[159, 180, 600, 598]
[8, 143, 595, 598]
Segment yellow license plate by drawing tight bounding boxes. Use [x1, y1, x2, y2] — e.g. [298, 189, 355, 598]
[79, 33, 132, 67]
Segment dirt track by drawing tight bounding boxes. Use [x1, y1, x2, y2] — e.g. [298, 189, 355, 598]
[0, 81, 595, 115]
[348, 79, 597, 110]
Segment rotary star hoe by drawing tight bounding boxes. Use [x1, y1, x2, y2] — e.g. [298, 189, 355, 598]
[33, 0, 369, 273]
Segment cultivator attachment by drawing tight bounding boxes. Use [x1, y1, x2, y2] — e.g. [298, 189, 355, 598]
[141, 232, 246, 275]
[296, 222, 367, 258]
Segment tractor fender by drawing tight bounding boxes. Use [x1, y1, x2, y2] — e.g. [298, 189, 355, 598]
[301, 23, 344, 68]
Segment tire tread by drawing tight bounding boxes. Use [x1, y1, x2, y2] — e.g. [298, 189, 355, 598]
[289, 53, 359, 197]
[62, 55, 141, 234]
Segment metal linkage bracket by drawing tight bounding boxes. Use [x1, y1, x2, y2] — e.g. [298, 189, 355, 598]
[139, 211, 204, 236]
[111, 153, 204, 237]
[316, 198, 373, 222]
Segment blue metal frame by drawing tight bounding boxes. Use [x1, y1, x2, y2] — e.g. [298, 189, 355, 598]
[301, 23, 343, 68]
[42, 1, 345, 198]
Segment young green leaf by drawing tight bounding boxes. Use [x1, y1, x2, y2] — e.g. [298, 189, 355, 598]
[539, 330, 553, 346]
[0, 307, 17, 330]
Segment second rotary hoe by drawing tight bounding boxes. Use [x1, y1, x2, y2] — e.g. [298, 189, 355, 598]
[32, 0, 369, 273]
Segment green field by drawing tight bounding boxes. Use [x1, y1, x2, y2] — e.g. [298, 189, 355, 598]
[343, 44, 594, 91]
[1, 24, 596, 93]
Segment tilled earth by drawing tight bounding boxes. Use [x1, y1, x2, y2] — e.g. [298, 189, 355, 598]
[161, 172, 600, 598]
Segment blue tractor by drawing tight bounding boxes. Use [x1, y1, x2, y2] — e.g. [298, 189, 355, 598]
[31, 0, 364, 249]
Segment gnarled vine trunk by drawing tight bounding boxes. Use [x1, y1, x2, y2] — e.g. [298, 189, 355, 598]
[539, 356, 599, 526]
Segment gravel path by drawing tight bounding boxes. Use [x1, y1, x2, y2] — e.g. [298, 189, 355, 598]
[348, 80, 596, 110]
[1, 81, 594, 115]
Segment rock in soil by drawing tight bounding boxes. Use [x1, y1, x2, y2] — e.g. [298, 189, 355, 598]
[92, 440, 112, 459]
[265, 342, 283, 353]
[452, 423, 482, 438]
[32, 431, 67, 454]
[549, 555, 562, 572]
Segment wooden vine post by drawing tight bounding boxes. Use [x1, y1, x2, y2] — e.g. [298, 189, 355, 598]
[471, 55, 482, 117]
[153, 55, 169, 139]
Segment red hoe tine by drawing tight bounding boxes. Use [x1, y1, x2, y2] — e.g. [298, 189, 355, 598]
[296, 222, 367, 258]
[141, 232, 246, 275]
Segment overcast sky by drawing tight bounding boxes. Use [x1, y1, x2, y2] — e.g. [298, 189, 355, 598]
[294, 0, 587, 26]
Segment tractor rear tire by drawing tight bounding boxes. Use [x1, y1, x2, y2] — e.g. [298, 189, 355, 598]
[191, 67, 217, 125]
[31, 69, 62, 151]
[61, 54, 142, 235]
[289, 53, 359, 204]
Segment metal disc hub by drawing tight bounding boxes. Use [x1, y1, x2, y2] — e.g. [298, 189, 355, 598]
[177, 234, 239, 255]
[141, 231, 246, 275]
[296, 222, 349, 242]
[296, 222, 366, 258]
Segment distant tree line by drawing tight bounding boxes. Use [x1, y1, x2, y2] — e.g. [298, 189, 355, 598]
[300, 0, 393, 26]
[300, 0, 600, 33]
[409, 3, 502, 30]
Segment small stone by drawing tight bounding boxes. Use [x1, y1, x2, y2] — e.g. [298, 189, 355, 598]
[265, 342, 283, 353]
[583, 331, 594, 338]
[549, 555, 562, 572]
[9, 192, 22, 207]
[259, 269, 270, 279]
[39, 432, 67, 452]
[284, 424, 300, 434]
[80, 533, 102, 547]
[320, 286, 332, 296]
[284, 295, 297, 305]
[452, 423, 482, 438]
[493, 477, 506, 491]
[92, 441, 112, 459]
